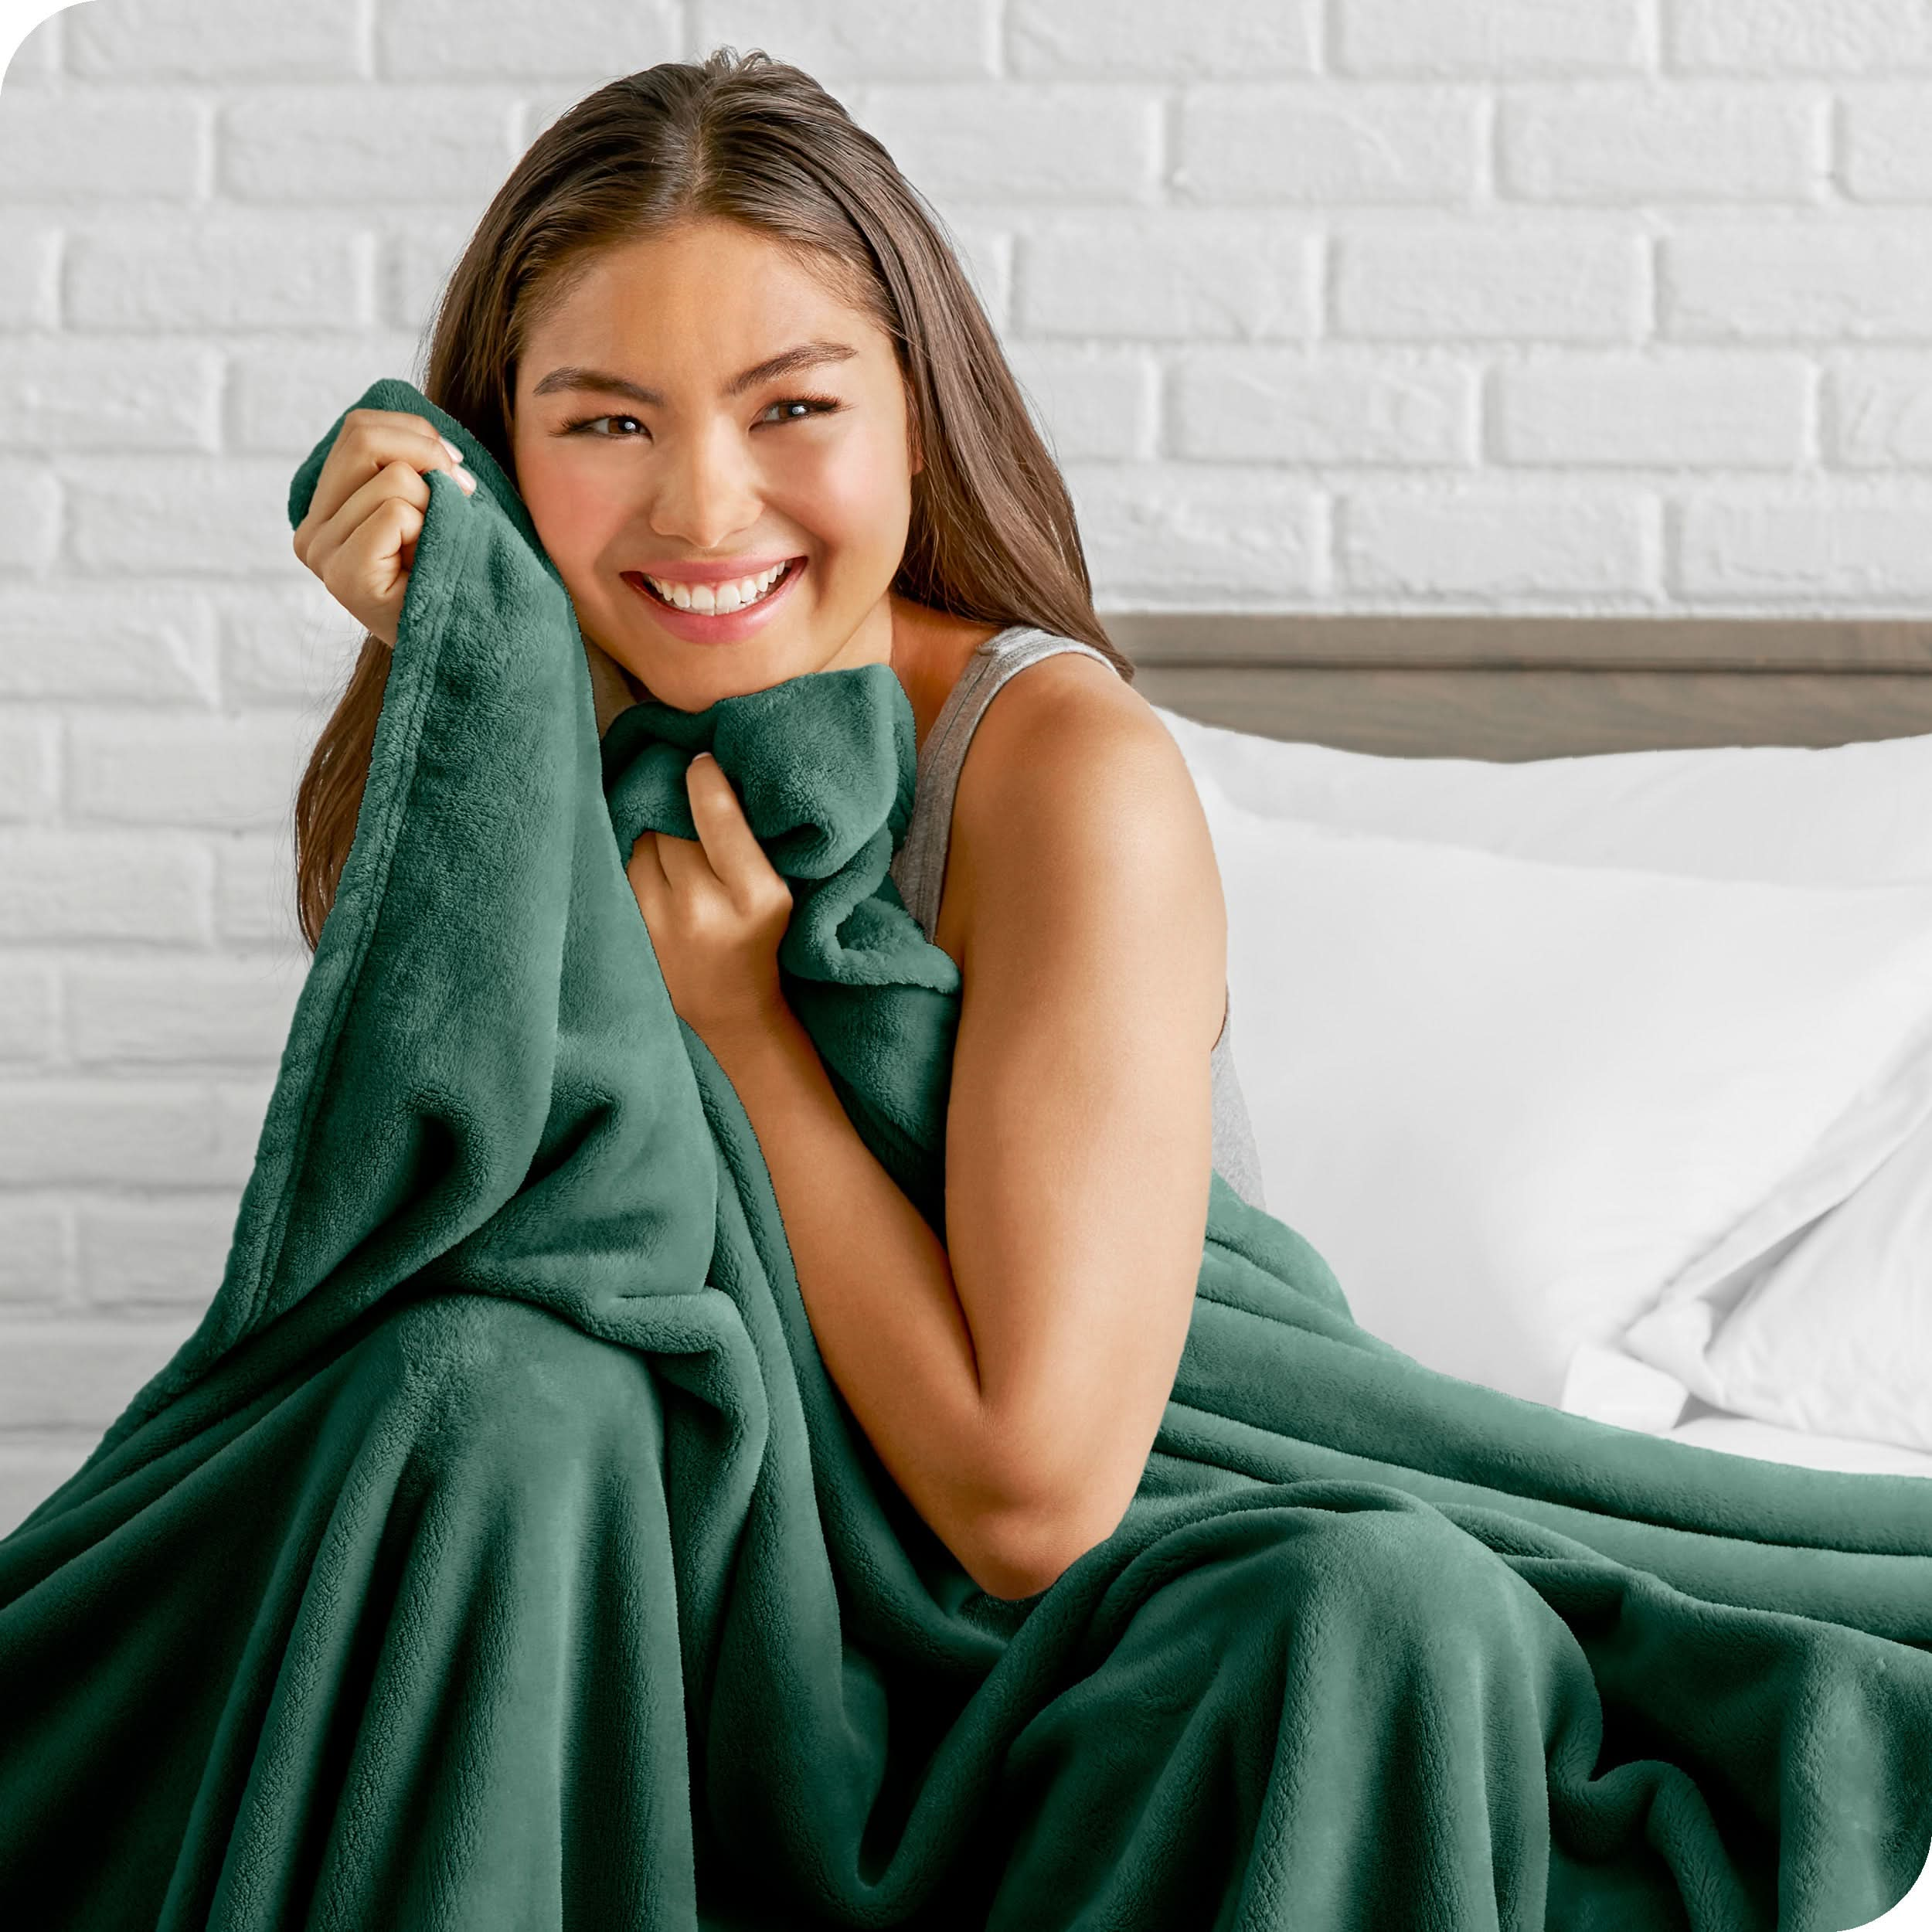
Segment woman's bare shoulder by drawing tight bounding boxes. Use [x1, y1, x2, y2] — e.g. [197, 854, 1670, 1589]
[955, 647, 1194, 835]
[941, 648, 1224, 1026]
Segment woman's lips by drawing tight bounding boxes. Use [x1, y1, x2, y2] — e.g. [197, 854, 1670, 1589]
[621, 556, 807, 644]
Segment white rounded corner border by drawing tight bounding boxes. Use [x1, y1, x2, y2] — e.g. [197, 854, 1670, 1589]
[0, 0, 87, 86]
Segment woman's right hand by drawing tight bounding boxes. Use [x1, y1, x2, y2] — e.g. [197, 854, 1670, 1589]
[290, 406, 478, 647]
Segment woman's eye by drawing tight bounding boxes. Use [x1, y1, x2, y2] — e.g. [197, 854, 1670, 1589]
[560, 396, 840, 437]
[564, 413, 645, 437]
[759, 395, 841, 425]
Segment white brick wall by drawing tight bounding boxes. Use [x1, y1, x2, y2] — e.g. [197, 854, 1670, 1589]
[7, 0, 1932, 1536]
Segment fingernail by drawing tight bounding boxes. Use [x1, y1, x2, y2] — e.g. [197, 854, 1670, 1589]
[454, 466, 477, 494]
[440, 436, 463, 462]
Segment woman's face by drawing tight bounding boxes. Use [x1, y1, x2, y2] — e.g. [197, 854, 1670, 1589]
[509, 218, 922, 713]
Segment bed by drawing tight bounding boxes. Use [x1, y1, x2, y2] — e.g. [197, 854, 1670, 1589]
[14, 428, 1932, 1922]
[1128, 612, 1932, 1488]
[5, 610, 1929, 1563]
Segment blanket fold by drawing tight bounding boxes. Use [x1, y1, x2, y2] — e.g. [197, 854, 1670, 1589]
[1, 375, 1927, 1932]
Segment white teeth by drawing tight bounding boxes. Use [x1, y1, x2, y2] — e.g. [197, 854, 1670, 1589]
[641, 560, 790, 614]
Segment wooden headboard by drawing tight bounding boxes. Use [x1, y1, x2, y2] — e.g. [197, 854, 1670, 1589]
[1106, 617, 1932, 760]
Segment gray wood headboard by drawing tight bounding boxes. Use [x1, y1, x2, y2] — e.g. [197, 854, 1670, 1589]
[1108, 617, 1932, 760]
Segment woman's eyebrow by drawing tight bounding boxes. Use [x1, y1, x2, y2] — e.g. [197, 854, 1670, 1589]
[532, 340, 859, 407]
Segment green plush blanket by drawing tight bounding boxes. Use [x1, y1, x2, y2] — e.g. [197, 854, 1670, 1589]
[2, 377, 1928, 1932]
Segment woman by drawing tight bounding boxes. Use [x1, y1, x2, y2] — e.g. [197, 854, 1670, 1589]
[291, 49, 1264, 1606]
[5, 46, 1929, 1932]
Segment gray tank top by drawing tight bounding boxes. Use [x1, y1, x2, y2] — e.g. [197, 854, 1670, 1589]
[887, 625, 1268, 1212]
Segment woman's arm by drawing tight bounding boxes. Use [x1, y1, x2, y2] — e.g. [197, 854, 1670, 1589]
[701, 1002, 1041, 1599]
[934, 661, 1229, 1591]
[696, 662, 1227, 1601]
[629, 752, 1045, 1600]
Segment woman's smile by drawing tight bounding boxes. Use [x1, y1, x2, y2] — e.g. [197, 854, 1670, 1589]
[620, 553, 808, 644]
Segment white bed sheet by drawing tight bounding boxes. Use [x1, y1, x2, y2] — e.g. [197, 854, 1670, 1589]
[1662, 1411, 1932, 1481]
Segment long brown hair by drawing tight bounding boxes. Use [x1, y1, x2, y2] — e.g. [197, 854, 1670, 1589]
[293, 45, 1130, 953]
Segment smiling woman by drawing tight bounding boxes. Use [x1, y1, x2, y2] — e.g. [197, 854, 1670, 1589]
[485, 188, 1238, 1618]
[289, 55, 1133, 957]
[284, 43, 1240, 1624]
[9, 38, 1932, 1932]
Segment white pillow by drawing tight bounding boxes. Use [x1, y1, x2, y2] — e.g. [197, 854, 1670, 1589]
[1199, 774, 1932, 1409]
[1155, 706, 1932, 886]
[1578, 1070, 1932, 1456]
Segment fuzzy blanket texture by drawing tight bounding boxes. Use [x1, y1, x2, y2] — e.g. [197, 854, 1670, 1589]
[2, 377, 1929, 1932]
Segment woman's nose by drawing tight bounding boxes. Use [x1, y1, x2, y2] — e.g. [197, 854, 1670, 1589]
[646, 417, 764, 552]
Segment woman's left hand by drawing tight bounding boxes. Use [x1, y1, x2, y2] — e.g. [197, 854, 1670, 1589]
[626, 752, 794, 1047]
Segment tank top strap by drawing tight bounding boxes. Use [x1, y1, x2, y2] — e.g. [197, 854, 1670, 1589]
[889, 626, 1121, 942]
[886, 624, 1266, 1210]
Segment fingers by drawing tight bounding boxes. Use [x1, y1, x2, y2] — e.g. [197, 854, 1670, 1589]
[326, 490, 420, 598]
[292, 451, 434, 629]
[624, 833, 675, 954]
[682, 753, 774, 902]
[632, 756, 783, 913]
[294, 410, 468, 561]
[328, 409, 466, 519]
